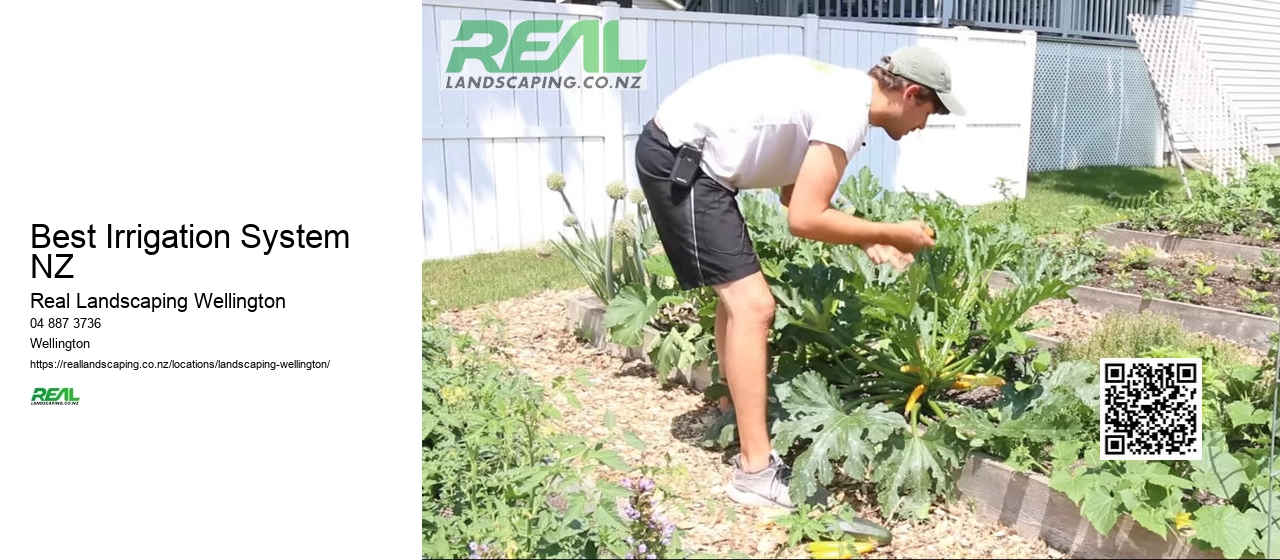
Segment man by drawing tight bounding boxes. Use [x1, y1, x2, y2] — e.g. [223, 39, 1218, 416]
[633, 46, 964, 509]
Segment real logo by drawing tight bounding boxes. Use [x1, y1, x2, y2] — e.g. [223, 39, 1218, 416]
[439, 18, 648, 90]
[32, 387, 80, 405]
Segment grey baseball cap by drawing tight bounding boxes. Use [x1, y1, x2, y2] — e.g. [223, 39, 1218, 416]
[878, 45, 966, 116]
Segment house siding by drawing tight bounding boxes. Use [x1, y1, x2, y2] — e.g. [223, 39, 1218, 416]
[1168, 0, 1280, 152]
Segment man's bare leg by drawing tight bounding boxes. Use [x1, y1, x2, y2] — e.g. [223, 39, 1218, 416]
[714, 298, 732, 414]
[713, 271, 775, 473]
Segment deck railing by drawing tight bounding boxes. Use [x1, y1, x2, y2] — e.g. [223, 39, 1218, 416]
[687, 0, 1166, 40]
[950, 0, 1164, 41]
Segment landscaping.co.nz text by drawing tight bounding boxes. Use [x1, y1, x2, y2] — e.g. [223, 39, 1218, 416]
[444, 75, 644, 90]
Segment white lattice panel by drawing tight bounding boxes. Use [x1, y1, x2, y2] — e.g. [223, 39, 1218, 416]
[1029, 40, 1163, 172]
[1129, 15, 1271, 183]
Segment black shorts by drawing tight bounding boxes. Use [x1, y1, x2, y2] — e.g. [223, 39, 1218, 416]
[634, 119, 760, 291]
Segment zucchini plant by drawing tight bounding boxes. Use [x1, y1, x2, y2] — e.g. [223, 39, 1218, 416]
[595, 167, 1100, 522]
[755, 172, 1097, 520]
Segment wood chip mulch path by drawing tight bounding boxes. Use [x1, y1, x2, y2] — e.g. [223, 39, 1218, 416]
[434, 287, 1067, 559]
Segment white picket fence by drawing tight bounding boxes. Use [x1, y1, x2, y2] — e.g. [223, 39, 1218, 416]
[423, 0, 1038, 260]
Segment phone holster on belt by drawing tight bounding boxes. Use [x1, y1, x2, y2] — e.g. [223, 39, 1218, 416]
[671, 143, 702, 187]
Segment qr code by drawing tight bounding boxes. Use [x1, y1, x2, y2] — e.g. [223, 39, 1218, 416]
[1099, 358, 1202, 461]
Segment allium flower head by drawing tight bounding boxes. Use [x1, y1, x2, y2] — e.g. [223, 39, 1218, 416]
[611, 217, 636, 243]
[546, 172, 566, 192]
[606, 180, 628, 200]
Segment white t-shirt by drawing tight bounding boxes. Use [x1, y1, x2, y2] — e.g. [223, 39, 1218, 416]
[654, 54, 873, 191]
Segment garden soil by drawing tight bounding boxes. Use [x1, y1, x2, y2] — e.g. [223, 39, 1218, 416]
[435, 287, 1066, 559]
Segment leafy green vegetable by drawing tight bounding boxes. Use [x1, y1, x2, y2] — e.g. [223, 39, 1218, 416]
[773, 371, 906, 501]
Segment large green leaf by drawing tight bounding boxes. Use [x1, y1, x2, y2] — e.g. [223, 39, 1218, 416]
[1246, 470, 1280, 559]
[770, 263, 854, 335]
[1080, 487, 1121, 536]
[602, 285, 657, 347]
[1192, 430, 1248, 501]
[1225, 401, 1271, 427]
[1193, 504, 1265, 559]
[1049, 465, 1093, 503]
[648, 324, 706, 381]
[643, 253, 675, 279]
[772, 371, 907, 503]
[601, 285, 684, 347]
[1129, 504, 1169, 538]
[872, 422, 964, 520]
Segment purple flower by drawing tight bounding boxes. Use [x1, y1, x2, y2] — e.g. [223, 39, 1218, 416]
[467, 541, 501, 560]
[638, 478, 655, 493]
[638, 543, 647, 554]
[617, 500, 641, 521]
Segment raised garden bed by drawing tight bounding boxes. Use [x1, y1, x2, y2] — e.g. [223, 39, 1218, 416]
[989, 272, 1277, 352]
[958, 453, 1220, 560]
[1097, 223, 1279, 263]
[1085, 252, 1278, 316]
[563, 294, 1228, 560]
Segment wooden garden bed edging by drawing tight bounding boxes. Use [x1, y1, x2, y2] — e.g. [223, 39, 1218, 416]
[1096, 223, 1276, 263]
[564, 294, 1225, 559]
[962, 452, 1218, 557]
[956, 452, 1221, 559]
[988, 273, 1278, 352]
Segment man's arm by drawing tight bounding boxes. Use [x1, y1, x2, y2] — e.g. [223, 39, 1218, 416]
[785, 142, 897, 246]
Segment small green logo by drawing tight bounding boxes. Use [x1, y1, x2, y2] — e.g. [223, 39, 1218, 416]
[32, 387, 80, 405]
[439, 18, 648, 90]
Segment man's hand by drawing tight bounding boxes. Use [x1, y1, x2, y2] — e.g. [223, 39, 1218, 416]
[883, 219, 936, 254]
[861, 243, 914, 270]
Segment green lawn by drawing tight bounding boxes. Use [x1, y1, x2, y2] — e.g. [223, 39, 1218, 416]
[423, 165, 1195, 312]
[422, 247, 582, 316]
[971, 165, 1195, 233]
